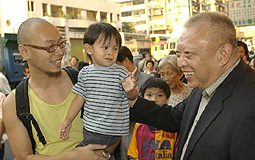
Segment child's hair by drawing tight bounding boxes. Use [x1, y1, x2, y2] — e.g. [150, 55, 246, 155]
[139, 77, 170, 99]
[83, 22, 122, 60]
[150, 71, 160, 78]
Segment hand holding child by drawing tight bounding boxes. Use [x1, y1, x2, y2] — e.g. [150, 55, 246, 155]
[59, 120, 72, 140]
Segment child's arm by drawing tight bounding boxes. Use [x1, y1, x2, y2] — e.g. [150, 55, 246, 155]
[122, 74, 138, 101]
[60, 94, 85, 140]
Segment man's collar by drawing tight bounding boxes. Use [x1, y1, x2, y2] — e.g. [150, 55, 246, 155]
[203, 59, 240, 98]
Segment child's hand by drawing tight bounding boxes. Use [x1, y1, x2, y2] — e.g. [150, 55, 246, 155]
[121, 74, 137, 93]
[122, 74, 138, 101]
[59, 120, 72, 140]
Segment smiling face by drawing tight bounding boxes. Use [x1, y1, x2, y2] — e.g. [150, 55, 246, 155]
[19, 21, 65, 77]
[85, 34, 119, 67]
[176, 24, 224, 90]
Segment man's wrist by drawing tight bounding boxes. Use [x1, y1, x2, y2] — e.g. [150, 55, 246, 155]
[127, 88, 138, 100]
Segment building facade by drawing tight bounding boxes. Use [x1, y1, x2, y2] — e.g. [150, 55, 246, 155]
[0, 0, 121, 64]
[117, 0, 228, 37]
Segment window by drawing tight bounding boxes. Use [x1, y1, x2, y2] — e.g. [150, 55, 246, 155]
[51, 5, 64, 17]
[121, 11, 132, 17]
[133, 0, 144, 5]
[27, 1, 34, 11]
[87, 10, 97, 21]
[101, 12, 107, 22]
[66, 7, 81, 19]
[117, 14, 120, 21]
[170, 42, 176, 50]
[110, 13, 113, 22]
[133, 10, 145, 16]
[160, 45, 164, 50]
[42, 3, 48, 16]
[121, 1, 132, 7]
[12, 48, 25, 63]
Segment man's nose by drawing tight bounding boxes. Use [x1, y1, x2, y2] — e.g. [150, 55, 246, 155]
[177, 55, 186, 68]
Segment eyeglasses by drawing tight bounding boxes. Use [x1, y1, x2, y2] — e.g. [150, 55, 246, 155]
[23, 37, 66, 53]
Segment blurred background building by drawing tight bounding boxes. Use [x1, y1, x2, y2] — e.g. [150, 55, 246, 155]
[0, 0, 122, 65]
[0, 0, 254, 62]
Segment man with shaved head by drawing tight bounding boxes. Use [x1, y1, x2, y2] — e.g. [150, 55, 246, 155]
[124, 12, 255, 159]
[3, 18, 106, 160]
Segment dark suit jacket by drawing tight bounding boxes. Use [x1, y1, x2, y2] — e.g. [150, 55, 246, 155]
[130, 60, 255, 160]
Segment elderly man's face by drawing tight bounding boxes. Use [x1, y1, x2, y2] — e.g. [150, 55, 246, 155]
[176, 24, 223, 90]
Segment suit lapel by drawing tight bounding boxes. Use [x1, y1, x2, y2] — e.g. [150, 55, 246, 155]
[177, 90, 202, 158]
[181, 59, 247, 159]
[183, 93, 223, 159]
[133, 70, 140, 82]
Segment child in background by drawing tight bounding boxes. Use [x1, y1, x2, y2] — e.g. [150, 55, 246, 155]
[127, 77, 177, 160]
[22, 62, 31, 79]
[59, 22, 137, 158]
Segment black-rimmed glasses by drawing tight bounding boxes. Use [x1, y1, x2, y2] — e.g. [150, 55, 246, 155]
[23, 38, 67, 53]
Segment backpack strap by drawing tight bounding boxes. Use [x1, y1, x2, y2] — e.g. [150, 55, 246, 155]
[63, 67, 79, 84]
[16, 68, 80, 153]
[16, 78, 46, 154]
[63, 67, 84, 118]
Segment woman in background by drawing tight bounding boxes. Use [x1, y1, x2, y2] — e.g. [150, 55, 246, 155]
[237, 40, 250, 64]
[158, 55, 192, 106]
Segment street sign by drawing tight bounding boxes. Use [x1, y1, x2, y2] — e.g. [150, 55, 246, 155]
[228, 0, 255, 26]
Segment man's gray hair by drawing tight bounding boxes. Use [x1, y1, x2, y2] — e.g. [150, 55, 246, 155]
[184, 12, 237, 48]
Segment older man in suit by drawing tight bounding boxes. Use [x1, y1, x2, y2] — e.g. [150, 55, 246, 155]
[116, 46, 151, 160]
[126, 12, 255, 160]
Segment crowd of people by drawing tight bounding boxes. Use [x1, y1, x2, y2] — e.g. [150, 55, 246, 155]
[0, 11, 254, 160]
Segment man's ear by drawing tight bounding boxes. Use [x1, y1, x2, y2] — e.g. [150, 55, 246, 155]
[18, 45, 30, 60]
[84, 44, 92, 55]
[218, 43, 232, 66]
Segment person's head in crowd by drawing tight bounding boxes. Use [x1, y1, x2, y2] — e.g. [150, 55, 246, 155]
[145, 53, 151, 61]
[83, 22, 121, 67]
[22, 62, 31, 79]
[116, 46, 134, 71]
[150, 71, 160, 78]
[139, 76, 170, 105]
[159, 55, 183, 92]
[70, 56, 79, 69]
[176, 12, 240, 90]
[17, 18, 66, 77]
[237, 40, 249, 64]
[146, 60, 154, 71]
